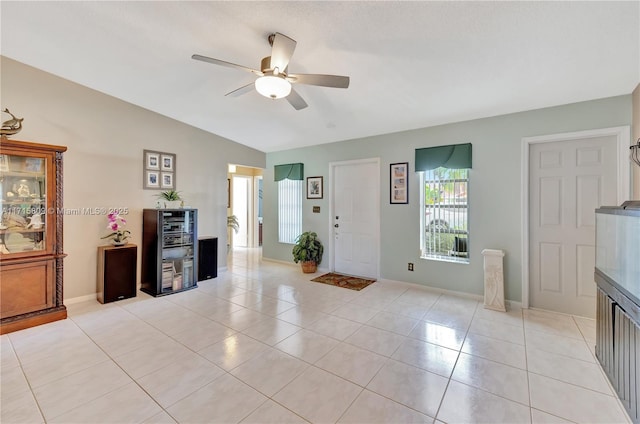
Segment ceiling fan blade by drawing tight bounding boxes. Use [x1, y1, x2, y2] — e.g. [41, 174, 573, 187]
[288, 73, 350, 89]
[270, 32, 297, 72]
[286, 88, 308, 110]
[192, 54, 263, 76]
[225, 83, 254, 97]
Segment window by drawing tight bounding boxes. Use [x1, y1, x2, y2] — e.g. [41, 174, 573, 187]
[277, 179, 303, 244]
[274, 163, 304, 244]
[415, 143, 471, 263]
[420, 168, 469, 263]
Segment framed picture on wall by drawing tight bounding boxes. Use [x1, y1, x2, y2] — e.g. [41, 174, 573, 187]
[161, 154, 174, 171]
[307, 176, 323, 199]
[161, 172, 174, 189]
[143, 149, 176, 190]
[390, 162, 408, 204]
[145, 171, 160, 188]
[145, 151, 160, 170]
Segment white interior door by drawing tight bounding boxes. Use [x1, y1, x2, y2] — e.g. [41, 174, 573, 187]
[332, 159, 380, 278]
[529, 135, 618, 317]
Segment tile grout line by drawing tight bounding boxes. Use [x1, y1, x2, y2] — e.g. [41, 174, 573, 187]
[4, 334, 48, 423]
[66, 305, 187, 423]
[432, 298, 479, 421]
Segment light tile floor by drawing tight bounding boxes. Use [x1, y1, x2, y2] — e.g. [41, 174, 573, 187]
[0, 248, 631, 423]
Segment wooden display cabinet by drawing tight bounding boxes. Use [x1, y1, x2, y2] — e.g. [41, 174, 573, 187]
[0, 138, 67, 334]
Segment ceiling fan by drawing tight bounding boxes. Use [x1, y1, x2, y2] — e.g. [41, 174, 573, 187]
[192, 32, 350, 110]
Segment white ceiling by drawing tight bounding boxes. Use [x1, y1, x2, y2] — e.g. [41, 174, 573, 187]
[2, 1, 638, 153]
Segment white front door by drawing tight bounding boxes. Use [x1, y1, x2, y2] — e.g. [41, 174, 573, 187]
[529, 135, 618, 317]
[332, 159, 380, 278]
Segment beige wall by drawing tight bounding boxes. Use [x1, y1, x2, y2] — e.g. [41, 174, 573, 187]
[1, 57, 266, 300]
[633, 83, 640, 199]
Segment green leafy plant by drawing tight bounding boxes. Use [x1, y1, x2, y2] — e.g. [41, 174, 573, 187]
[157, 190, 181, 201]
[227, 215, 239, 233]
[292, 231, 324, 264]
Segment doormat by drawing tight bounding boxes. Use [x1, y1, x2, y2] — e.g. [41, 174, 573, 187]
[311, 273, 376, 291]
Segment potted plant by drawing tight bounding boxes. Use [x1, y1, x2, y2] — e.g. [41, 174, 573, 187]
[100, 212, 131, 246]
[292, 231, 324, 273]
[157, 190, 182, 208]
[226, 214, 239, 253]
[227, 215, 239, 234]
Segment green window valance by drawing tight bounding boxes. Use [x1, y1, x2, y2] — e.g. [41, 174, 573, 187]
[274, 163, 304, 181]
[415, 143, 472, 171]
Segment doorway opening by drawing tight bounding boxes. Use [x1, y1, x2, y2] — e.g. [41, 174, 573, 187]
[228, 164, 263, 253]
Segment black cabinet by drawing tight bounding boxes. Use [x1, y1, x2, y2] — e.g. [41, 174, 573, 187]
[596, 283, 640, 422]
[97, 244, 137, 303]
[141, 209, 198, 297]
[198, 237, 218, 281]
[595, 202, 640, 423]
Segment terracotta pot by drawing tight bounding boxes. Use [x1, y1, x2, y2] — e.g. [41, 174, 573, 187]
[301, 261, 317, 273]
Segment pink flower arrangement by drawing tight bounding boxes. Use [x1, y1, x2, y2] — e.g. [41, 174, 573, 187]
[101, 213, 131, 244]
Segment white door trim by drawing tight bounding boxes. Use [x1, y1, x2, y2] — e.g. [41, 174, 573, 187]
[521, 126, 630, 308]
[253, 175, 263, 248]
[329, 157, 381, 278]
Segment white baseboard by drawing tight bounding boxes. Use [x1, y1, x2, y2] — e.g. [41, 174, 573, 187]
[379, 278, 482, 301]
[506, 300, 523, 309]
[65, 294, 98, 304]
[261, 256, 297, 267]
[379, 277, 523, 307]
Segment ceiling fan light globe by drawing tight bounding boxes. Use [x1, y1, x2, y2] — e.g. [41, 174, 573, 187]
[255, 76, 291, 99]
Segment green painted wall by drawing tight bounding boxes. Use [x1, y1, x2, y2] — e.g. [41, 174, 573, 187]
[264, 95, 633, 301]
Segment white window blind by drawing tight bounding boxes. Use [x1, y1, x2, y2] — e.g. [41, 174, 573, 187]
[278, 179, 303, 244]
[420, 167, 469, 263]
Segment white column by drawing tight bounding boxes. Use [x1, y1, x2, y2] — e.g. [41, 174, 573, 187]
[482, 249, 506, 312]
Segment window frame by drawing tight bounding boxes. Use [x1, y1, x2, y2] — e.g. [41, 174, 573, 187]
[419, 167, 470, 264]
[277, 178, 303, 244]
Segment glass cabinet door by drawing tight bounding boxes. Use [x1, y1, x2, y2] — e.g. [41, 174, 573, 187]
[0, 153, 48, 254]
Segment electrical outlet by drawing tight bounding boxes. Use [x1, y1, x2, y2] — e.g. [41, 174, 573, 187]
[408, 263, 414, 271]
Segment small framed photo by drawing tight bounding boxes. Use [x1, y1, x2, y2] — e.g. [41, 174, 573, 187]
[161, 154, 174, 171]
[390, 162, 409, 204]
[307, 176, 323, 199]
[145, 151, 160, 170]
[145, 171, 160, 188]
[161, 172, 174, 189]
[0, 155, 9, 172]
